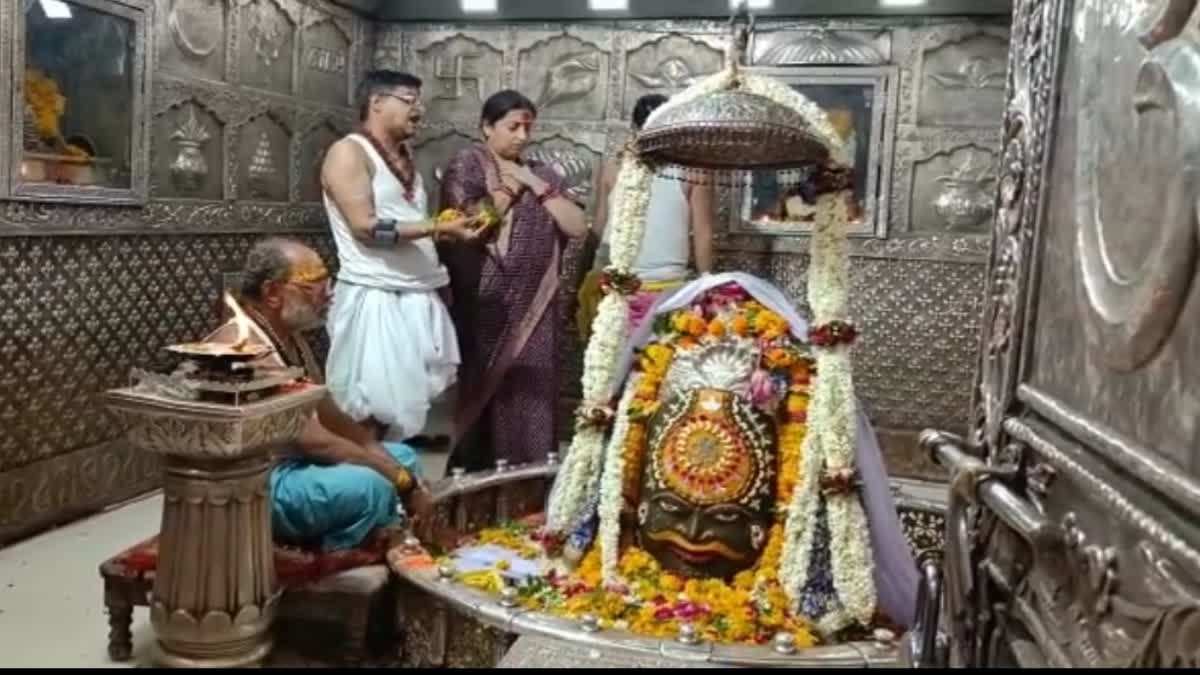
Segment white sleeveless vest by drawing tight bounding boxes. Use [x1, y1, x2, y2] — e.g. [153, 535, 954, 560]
[602, 168, 691, 282]
[322, 134, 449, 292]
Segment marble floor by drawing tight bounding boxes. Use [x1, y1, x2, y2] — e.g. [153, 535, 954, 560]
[0, 447, 452, 668]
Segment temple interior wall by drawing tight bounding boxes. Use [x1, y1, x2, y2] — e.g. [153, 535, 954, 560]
[374, 15, 1009, 480]
[0, 3, 1009, 545]
[0, 0, 373, 544]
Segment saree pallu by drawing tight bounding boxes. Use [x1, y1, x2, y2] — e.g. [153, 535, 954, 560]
[438, 144, 570, 472]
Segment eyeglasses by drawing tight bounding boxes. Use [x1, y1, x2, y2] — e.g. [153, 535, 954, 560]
[383, 93, 423, 108]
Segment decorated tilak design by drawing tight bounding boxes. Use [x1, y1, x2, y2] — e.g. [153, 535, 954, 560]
[650, 389, 772, 507]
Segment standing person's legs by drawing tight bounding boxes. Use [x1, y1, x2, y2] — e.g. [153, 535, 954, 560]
[326, 282, 378, 425]
[445, 416, 496, 475]
[329, 285, 460, 441]
[485, 309, 558, 466]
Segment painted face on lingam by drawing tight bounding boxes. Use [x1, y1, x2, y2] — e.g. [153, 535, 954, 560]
[637, 378, 776, 580]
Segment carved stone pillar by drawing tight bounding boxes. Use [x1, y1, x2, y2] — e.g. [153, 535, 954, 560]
[105, 384, 325, 667]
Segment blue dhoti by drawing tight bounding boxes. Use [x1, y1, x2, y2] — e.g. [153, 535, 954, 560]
[269, 442, 423, 551]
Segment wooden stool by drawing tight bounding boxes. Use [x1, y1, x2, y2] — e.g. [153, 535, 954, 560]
[99, 532, 396, 663]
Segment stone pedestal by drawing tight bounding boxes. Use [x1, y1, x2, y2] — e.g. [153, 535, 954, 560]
[105, 383, 325, 668]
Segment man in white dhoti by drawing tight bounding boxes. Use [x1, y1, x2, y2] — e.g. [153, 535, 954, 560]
[320, 69, 477, 442]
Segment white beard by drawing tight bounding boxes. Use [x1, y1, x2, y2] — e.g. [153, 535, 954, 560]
[281, 300, 322, 332]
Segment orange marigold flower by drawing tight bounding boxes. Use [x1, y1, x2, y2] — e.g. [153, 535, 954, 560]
[708, 318, 726, 338]
[765, 347, 795, 369]
[730, 314, 750, 336]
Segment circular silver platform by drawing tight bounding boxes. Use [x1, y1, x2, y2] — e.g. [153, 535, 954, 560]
[388, 460, 946, 668]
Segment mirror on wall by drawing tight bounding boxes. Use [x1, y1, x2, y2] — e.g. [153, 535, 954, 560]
[7, 0, 151, 205]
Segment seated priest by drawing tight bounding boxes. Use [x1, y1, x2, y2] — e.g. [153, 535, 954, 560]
[205, 236, 434, 551]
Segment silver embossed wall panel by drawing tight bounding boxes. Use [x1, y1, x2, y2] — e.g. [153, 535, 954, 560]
[622, 31, 727, 116]
[921, 0, 1200, 668]
[892, 127, 1000, 235]
[237, 0, 298, 94]
[152, 101, 225, 199]
[516, 28, 613, 121]
[407, 29, 507, 124]
[751, 28, 891, 66]
[301, 16, 353, 106]
[158, 0, 227, 82]
[900, 24, 1009, 129]
[385, 16, 1009, 480]
[1025, 0, 1200, 476]
[0, 0, 370, 544]
[237, 112, 292, 202]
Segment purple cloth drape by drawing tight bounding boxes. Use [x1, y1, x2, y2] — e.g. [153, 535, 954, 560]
[854, 406, 919, 626]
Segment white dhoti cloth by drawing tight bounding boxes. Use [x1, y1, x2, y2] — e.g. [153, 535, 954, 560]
[325, 281, 460, 440]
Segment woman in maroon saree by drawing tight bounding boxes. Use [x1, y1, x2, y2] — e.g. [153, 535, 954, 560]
[439, 90, 587, 472]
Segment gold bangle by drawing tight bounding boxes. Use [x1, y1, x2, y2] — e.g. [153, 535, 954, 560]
[394, 468, 414, 492]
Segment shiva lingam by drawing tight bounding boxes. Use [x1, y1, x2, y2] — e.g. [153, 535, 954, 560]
[103, 293, 324, 668]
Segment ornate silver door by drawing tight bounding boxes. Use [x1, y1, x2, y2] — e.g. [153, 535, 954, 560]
[911, 0, 1200, 667]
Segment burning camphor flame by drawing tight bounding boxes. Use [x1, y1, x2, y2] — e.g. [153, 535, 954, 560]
[223, 291, 254, 351]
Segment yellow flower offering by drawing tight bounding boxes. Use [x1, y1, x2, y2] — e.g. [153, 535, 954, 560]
[753, 309, 788, 338]
[436, 208, 464, 223]
[476, 525, 540, 559]
[475, 201, 501, 229]
[638, 343, 674, 376]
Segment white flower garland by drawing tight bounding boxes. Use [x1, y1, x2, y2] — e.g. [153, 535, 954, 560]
[546, 154, 652, 534]
[778, 193, 877, 635]
[596, 373, 642, 583]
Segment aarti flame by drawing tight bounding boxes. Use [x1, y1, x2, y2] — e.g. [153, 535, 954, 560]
[223, 291, 254, 351]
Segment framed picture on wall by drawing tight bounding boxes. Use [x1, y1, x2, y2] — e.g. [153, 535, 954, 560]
[5, 0, 152, 205]
[731, 66, 898, 238]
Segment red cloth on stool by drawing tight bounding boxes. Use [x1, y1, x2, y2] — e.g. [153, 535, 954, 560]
[113, 529, 393, 588]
